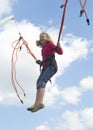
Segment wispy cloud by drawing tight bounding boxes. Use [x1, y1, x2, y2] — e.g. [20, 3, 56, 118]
[56, 108, 93, 130]
[36, 108, 93, 130]
[46, 76, 93, 107]
[36, 124, 51, 130]
[0, 0, 15, 18]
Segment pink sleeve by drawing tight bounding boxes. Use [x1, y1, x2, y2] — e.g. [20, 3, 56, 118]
[55, 46, 63, 55]
[49, 42, 63, 55]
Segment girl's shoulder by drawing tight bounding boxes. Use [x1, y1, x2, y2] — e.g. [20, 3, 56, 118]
[48, 41, 56, 48]
[42, 42, 56, 51]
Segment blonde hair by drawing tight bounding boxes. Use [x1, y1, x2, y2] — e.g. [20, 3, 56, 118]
[36, 32, 52, 47]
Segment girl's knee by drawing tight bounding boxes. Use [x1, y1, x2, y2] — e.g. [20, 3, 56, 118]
[37, 81, 46, 89]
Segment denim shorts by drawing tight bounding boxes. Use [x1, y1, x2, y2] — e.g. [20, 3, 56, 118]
[36, 65, 57, 89]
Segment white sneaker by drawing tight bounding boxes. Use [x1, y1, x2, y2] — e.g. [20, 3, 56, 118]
[30, 103, 45, 112]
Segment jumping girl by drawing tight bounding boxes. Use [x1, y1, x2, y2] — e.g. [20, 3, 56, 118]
[27, 32, 63, 112]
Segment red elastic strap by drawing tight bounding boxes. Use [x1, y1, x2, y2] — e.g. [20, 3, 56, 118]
[57, 0, 68, 44]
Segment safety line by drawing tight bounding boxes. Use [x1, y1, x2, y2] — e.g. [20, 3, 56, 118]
[79, 0, 90, 25]
[57, 0, 68, 44]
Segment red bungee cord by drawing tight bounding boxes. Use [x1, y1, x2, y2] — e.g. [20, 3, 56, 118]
[79, 0, 90, 25]
[57, 0, 68, 45]
[57, 0, 90, 46]
[11, 35, 37, 104]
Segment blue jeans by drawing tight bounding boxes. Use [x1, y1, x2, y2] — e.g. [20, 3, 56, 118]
[36, 65, 57, 89]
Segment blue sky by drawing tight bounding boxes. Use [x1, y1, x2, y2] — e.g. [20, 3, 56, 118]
[0, 0, 93, 130]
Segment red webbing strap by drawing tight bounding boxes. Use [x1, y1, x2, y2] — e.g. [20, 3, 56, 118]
[79, 0, 90, 25]
[11, 39, 25, 104]
[11, 37, 37, 104]
[21, 38, 37, 61]
[57, 0, 68, 44]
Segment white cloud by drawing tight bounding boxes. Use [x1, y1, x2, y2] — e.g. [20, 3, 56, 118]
[58, 76, 93, 106]
[36, 125, 51, 130]
[56, 108, 93, 130]
[44, 76, 93, 107]
[56, 33, 89, 77]
[59, 110, 84, 130]
[80, 76, 93, 91]
[0, 92, 18, 105]
[36, 108, 93, 130]
[61, 86, 81, 105]
[81, 108, 93, 129]
[0, 0, 15, 18]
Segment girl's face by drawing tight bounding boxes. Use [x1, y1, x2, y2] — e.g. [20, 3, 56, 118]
[40, 34, 47, 46]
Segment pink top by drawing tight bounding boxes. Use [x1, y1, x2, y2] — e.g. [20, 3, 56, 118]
[41, 42, 63, 68]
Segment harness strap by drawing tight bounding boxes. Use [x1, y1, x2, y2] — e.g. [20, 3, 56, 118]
[79, 0, 90, 25]
[40, 53, 55, 71]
